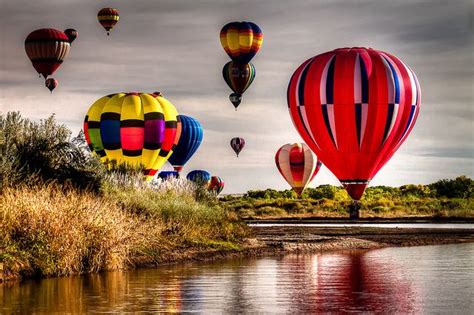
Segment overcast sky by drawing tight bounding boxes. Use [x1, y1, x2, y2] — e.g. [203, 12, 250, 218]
[0, 0, 472, 193]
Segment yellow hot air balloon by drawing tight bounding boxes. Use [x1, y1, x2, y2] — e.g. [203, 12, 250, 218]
[83, 92, 181, 180]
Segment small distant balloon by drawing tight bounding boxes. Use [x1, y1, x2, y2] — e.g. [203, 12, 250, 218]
[209, 176, 224, 195]
[45, 78, 58, 93]
[25, 28, 71, 79]
[275, 143, 322, 196]
[98, 8, 120, 36]
[230, 137, 245, 157]
[229, 93, 242, 110]
[158, 171, 180, 180]
[220, 21, 263, 64]
[168, 115, 203, 172]
[64, 28, 78, 44]
[223, 61, 255, 94]
[186, 170, 211, 186]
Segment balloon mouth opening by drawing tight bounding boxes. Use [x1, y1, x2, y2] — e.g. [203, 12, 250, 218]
[340, 181, 369, 201]
[293, 187, 304, 196]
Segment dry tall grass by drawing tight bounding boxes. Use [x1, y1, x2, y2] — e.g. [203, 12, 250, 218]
[0, 180, 246, 280]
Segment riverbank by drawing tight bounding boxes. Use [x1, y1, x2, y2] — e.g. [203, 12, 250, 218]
[2, 222, 473, 283]
[176, 224, 474, 263]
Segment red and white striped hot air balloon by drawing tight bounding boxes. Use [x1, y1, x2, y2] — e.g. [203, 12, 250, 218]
[275, 143, 322, 196]
[287, 47, 420, 201]
[24, 28, 71, 79]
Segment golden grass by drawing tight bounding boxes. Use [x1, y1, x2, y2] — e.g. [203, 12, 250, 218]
[0, 181, 247, 280]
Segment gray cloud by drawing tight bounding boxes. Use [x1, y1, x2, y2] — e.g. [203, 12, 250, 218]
[1, 0, 472, 193]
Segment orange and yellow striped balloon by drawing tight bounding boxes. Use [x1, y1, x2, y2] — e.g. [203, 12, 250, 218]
[220, 21, 263, 64]
[98, 8, 119, 35]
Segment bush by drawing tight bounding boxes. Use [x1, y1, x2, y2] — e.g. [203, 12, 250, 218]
[305, 185, 337, 200]
[429, 176, 473, 198]
[399, 184, 431, 198]
[0, 112, 104, 191]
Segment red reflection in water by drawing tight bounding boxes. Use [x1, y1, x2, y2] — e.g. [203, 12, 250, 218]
[278, 250, 417, 313]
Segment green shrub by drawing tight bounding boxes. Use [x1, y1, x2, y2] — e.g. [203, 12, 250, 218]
[254, 206, 286, 217]
[429, 176, 473, 198]
[399, 184, 431, 198]
[305, 185, 337, 200]
[0, 112, 104, 191]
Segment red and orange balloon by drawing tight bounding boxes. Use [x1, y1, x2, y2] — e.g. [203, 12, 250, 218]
[275, 143, 321, 196]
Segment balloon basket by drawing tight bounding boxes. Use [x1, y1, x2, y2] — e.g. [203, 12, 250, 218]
[349, 201, 360, 220]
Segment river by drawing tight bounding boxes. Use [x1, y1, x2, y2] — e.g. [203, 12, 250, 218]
[1, 243, 473, 313]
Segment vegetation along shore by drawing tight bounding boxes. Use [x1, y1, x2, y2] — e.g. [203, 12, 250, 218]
[0, 112, 472, 283]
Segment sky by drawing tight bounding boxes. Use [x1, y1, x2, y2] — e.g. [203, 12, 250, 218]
[0, 0, 473, 193]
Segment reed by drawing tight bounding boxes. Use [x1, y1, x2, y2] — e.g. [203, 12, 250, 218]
[0, 180, 246, 280]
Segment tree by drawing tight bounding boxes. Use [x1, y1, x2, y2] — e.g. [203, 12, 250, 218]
[429, 176, 473, 198]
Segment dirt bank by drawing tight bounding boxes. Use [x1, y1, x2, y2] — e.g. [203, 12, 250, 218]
[249, 224, 474, 251]
[148, 224, 474, 267]
[2, 224, 473, 283]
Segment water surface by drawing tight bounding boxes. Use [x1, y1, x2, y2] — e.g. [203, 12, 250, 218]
[249, 222, 474, 229]
[2, 243, 473, 313]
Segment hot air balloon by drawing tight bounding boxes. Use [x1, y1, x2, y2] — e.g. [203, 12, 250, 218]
[168, 115, 203, 172]
[98, 8, 120, 35]
[186, 170, 211, 186]
[230, 137, 245, 157]
[223, 61, 255, 110]
[220, 22, 263, 64]
[158, 171, 180, 180]
[287, 47, 420, 217]
[83, 92, 181, 180]
[229, 93, 242, 109]
[209, 176, 224, 195]
[24, 28, 71, 79]
[45, 78, 58, 93]
[275, 143, 322, 196]
[64, 28, 78, 44]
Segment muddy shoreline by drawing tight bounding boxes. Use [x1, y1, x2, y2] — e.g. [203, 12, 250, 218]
[2, 224, 474, 284]
[126, 225, 474, 270]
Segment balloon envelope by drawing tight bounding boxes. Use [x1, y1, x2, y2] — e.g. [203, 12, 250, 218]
[186, 170, 211, 186]
[98, 8, 120, 35]
[25, 28, 71, 79]
[45, 78, 58, 93]
[168, 115, 203, 172]
[222, 61, 255, 95]
[287, 47, 420, 200]
[230, 137, 245, 157]
[275, 143, 321, 195]
[209, 176, 224, 195]
[64, 28, 78, 44]
[158, 171, 180, 180]
[220, 21, 263, 64]
[83, 92, 181, 180]
[229, 93, 242, 109]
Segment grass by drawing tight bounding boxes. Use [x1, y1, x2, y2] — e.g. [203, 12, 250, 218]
[0, 180, 247, 281]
